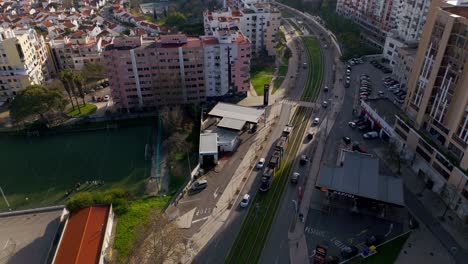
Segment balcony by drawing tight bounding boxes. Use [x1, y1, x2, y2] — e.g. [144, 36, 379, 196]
[396, 114, 466, 174]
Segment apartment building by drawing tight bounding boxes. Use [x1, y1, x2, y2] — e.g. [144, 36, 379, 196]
[392, 44, 418, 86]
[205, 0, 281, 56]
[102, 35, 206, 111]
[50, 32, 103, 72]
[394, 0, 468, 219]
[336, 0, 398, 48]
[202, 29, 251, 97]
[383, 0, 432, 66]
[0, 27, 48, 102]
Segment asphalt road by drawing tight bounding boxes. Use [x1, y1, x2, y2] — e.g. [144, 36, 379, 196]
[193, 25, 311, 263]
[258, 9, 337, 264]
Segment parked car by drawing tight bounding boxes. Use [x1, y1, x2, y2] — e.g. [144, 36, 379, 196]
[191, 179, 208, 191]
[240, 194, 251, 208]
[341, 246, 359, 259]
[324, 86, 329, 92]
[363, 131, 379, 139]
[358, 124, 370, 131]
[104, 95, 110, 101]
[307, 128, 315, 140]
[366, 235, 383, 247]
[348, 121, 357, 128]
[291, 172, 300, 184]
[322, 101, 328, 108]
[257, 158, 266, 170]
[343, 136, 351, 144]
[378, 91, 385, 96]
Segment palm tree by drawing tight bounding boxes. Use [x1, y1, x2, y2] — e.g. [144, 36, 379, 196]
[59, 69, 76, 111]
[72, 73, 86, 106]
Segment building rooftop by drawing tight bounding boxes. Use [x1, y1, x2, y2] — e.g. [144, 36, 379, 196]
[53, 205, 110, 264]
[208, 102, 264, 124]
[199, 133, 218, 154]
[217, 117, 247, 130]
[316, 151, 404, 207]
[365, 98, 405, 129]
[0, 208, 63, 264]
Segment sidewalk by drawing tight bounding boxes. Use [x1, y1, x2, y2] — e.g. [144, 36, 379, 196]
[375, 148, 468, 263]
[177, 103, 283, 263]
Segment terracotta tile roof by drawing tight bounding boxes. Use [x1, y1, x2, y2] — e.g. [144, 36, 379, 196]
[53, 206, 110, 264]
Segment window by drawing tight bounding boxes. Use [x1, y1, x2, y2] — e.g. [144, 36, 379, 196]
[432, 162, 450, 180]
[416, 146, 431, 162]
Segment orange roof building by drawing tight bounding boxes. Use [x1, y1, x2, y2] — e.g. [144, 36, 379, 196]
[52, 205, 114, 264]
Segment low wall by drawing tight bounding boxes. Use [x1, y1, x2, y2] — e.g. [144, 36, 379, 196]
[0, 205, 65, 218]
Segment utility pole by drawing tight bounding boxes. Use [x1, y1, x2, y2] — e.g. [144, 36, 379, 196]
[0, 186, 11, 211]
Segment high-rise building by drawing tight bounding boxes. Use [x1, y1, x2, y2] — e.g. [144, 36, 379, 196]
[204, 0, 281, 56]
[0, 27, 49, 101]
[383, 0, 432, 67]
[202, 29, 251, 97]
[102, 35, 206, 111]
[336, 0, 398, 48]
[394, 0, 468, 219]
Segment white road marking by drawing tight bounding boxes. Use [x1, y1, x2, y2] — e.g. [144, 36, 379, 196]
[213, 187, 219, 199]
[178, 198, 201, 204]
[191, 216, 209, 224]
[3, 239, 9, 249]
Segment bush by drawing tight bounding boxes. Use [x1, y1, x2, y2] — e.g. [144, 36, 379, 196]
[65, 188, 129, 214]
[65, 192, 94, 212]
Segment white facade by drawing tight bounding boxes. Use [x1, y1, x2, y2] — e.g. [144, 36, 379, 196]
[204, 2, 281, 56]
[203, 38, 237, 97]
[0, 27, 48, 100]
[383, 0, 432, 67]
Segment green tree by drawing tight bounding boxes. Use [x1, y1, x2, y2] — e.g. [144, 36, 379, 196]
[59, 69, 77, 111]
[81, 62, 106, 83]
[9, 85, 67, 123]
[165, 12, 187, 28]
[72, 73, 86, 106]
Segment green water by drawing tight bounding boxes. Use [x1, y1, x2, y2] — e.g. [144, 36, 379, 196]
[0, 126, 153, 210]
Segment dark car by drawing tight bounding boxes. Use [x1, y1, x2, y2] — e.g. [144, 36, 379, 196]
[341, 246, 359, 259]
[343, 137, 351, 144]
[366, 235, 383, 247]
[300, 155, 307, 166]
[259, 180, 271, 192]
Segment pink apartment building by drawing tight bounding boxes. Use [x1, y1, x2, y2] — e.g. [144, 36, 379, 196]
[102, 35, 206, 111]
[103, 33, 251, 110]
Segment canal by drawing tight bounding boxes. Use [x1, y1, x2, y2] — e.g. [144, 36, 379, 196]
[0, 125, 153, 211]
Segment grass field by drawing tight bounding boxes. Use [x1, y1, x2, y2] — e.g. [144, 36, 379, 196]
[251, 65, 275, 95]
[114, 195, 171, 262]
[0, 125, 153, 211]
[351, 232, 411, 264]
[226, 36, 323, 263]
[67, 103, 97, 117]
[273, 77, 285, 94]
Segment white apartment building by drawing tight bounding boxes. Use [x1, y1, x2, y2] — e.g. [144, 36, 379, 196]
[0, 27, 48, 101]
[50, 33, 103, 71]
[383, 0, 432, 66]
[201, 29, 251, 97]
[336, 0, 398, 47]
[205, 0, 280, 56]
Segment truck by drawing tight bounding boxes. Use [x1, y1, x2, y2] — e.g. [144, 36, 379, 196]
[275, 136, 289, 155]
[268, 150, 282, 169]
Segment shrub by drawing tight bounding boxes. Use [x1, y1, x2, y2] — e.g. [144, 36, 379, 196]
[65, 192, 94, 212]
[65, 188, 129, 214]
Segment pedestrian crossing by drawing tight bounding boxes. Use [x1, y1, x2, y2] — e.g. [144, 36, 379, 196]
[281, 99, 318, 108]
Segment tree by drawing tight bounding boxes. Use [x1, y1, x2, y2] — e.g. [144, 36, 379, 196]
[9, 85, 67, 123]
[385, 140, 406, 174]
[80, 62, 106, 83]
[72, 73, 86, 106]
[165, 12, 187, 28]
[127, 209, 185, 264]
[159, 105, 183, 134]
[65, 192, 94, 212]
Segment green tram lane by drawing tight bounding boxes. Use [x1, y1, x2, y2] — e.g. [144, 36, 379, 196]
[226, 36, 324, 263]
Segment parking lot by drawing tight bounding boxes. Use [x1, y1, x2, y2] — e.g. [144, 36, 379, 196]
[0, 209, 62, 263]
[303, 57, 409, 262]
[304, 206, 404, 261]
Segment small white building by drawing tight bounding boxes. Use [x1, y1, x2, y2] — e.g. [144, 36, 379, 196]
[199, 133, 219, 166]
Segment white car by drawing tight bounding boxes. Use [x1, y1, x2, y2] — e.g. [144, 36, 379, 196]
[363, 131, 379, 139]
[256, 158, 266, 170]
[348, 121, 357, 128]
[240, 194, 250, 208]
[103, 95, 110, 101]
[313, 117, 320, 125]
